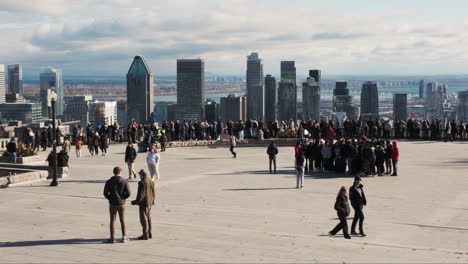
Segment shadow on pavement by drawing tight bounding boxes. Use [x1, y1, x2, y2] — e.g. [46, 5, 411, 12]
[224, 187, 297, 191]
[0, 238, 104, 247]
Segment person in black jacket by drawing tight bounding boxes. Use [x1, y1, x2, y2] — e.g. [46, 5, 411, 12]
[266, 141, 279, 174]
[124, 143, 137, 180]
[103, 167, 131, 243]
[349, 176, 367, 236]
[6, 138, 17, 164]
[329, 186, 351, 239]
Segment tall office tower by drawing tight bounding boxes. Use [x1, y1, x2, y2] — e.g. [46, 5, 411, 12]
[425, 90, 444, 120]
[264, 74, 277, 122]
[0, 65, 5, 103]
[126, 55, 154, 123]
[246, 52, 264, 120]
[393, 93, 408, 122]
[277, 80, 297, 121]
[426, 82, 437, 93]
[360, 81, 379, 121]
[63, 95, 92, 127]
[40, 67, 64, 117]
[280, 61, 296, 82]
[204, 102, 218, 123]
[419, 80, 426, 99]
[457, 91, 468, 122]
[7, 64, 23, 97]
[333, 81, 356, 118]
[302, 70, 321, 121]
[220, 94, 247, 122]
[176, 59, 205, 121]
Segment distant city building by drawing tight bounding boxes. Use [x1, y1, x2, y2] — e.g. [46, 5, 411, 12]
[117, 100, 127, 125]
[393, 93, 408, 122]
[246, 52, 264, 120]
[426, 82, 437, 93]
[176, 59, 205, 121]
[204, 102, 218, 123]
[5, 93, 25, 103]
[0, 103, 42, 124]
[419, 80, 425, 99]
[333, 81, 356, 118]
[280, 61, 296, 83]
[277, 80, 297, 121]
[302, 70, 321, 121]
[89, 101, 117, 126]
[360, 81, 379, 121]
[126, 55, 154, 123]
[64, 95, 93, 127]
[0, 64, 6, 103]
[7, 64, 23, 97]
[167, 104, 177, 121]
[457, 91, 468, 122]
[40, 67, 64, 117]
[425, 90, 444, 120]
[264, 75, 277, 122]
[154, 101, 172, 122]
[220, 94, 247, 122]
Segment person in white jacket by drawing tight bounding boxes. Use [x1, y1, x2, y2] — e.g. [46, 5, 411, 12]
[146, 146, 160, 181]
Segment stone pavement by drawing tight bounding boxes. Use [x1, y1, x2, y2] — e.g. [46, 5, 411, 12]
[0, 141, 467, 263]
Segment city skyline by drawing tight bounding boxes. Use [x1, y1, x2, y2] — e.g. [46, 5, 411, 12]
[1, 0, 468, 76]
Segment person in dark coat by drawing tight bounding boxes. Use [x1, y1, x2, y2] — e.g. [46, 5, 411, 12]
[266, 141, 279, 174]
[100, 134, 108, 156]
[349, 176, 367, 236]
[6, 138, 17, 164]
[131, 169, 155, 240]
[329, 186, 351, 239]
[124, 142, 137, 180]
[103, 167, 131, 243]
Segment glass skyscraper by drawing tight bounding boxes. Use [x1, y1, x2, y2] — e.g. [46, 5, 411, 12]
[246, 52, 264, 120]
[302, 70, 321, 121]
[264, 75, 277, 122]
[126, 55, 154, 123]
[0, 65, 5, 103]
[7, 64, 23, 97]
[40, 67, 64, 117]
[360, 81, 379, 121]
[176, 59, 205, 121]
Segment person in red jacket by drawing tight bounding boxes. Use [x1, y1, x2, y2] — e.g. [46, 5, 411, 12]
[391, 141, 400, 176]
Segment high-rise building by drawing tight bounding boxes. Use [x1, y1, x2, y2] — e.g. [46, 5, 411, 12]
[425, 90, 444, 120]
[126, 55, 154, 123]
[277, 80, 297, 121]
[457, 91, 468, 122]
[167, 104, 177, 121]
[63, 95, 93, 127]
[89, 101, 117, 126]
[246, 52, 264, 120]
[393, 93, 408, 122]
[264, 75, 277, 122]
[176, 59, 205, 121]
[0, 64, 6, 103]
[117, 100, 127, 125]
[302, 70, 321, 121]
[360, 81, 379, 121]
[7, 64, 23, 97]
[40, 67, 64, 117]
[419, 80, 425, 99]
[220, 94, 247, 122]
[0, 103, 42, 123]
[204, 102, 218, 123]
[333, 81, 356, 118]
[280, 61, 296, 82]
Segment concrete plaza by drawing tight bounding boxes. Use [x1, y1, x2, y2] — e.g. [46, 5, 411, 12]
[0, 141, 467, 263]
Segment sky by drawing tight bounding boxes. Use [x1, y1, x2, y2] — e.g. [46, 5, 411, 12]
[1, 0, 468, 77]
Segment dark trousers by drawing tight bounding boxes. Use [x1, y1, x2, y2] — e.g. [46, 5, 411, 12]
[330, 213, 349, 237]
[139, 206, 152, 237]
[269, 157, 276, 173]
[385, 158, 392, 174]
[230, 146, 236, 157]
[109, 204, 126, 238]
[161, 143, 166, 152]
[392, 159, 398, 175]
[351, 205, 365, 233]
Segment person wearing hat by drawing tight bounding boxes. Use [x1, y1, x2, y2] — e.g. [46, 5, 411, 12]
[103, 166, 131, 243]
[349, 176, 367, 236]
[131, 169, 155, 240]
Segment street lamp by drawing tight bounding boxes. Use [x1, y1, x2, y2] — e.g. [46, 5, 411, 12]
[49, 91, 59, 187]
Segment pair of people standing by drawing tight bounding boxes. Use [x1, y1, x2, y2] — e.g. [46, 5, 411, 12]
[329, 176, 367, 239]
[103, 167, 155, 243]
[124, 143, 161, 181]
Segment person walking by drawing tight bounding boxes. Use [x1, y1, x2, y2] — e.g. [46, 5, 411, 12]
[100, 134, 108, 156]
[349, 176, 367, 237]
[146, 146, 160, 181]
[103, 167, 131, 243]
[6, 137, 17, 164]
[229, 134, 237, 158]
[328, 186, 351, 239]
[125, 143, 138, 180]
[62, 136, 71, 154]
[295, 153, 305, 189]
[391, 141, 400, 176]
[131, 169, 155, 240]
[267, 141, 279, 174]
[75, 137, 83, 158]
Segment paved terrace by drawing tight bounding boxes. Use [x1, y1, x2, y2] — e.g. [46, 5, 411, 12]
[0, 141, 467, 263]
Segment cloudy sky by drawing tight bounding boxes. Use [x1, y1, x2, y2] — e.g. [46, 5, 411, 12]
[1, 0, 468, 77]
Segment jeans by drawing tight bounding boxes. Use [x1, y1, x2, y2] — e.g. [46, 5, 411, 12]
[9, 152, 17, 163]
[109, 204, 126, 239]
[392, 159, 398, 175]
[147, 162, 160, 181]
[296, 167, 304, 188]
[238, 130, 244, 140]
[351, 205, 365, 233]
[269, 157, 276, 173]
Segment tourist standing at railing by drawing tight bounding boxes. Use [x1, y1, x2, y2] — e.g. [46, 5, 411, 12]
[7, 138, 17, 164]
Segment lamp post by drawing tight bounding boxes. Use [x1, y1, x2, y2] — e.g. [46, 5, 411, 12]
[49, 91, 59, 187]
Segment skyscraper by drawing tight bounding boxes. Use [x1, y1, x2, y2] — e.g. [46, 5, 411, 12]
[176, 59, 205, 121]
[419, 80, 425, 99]
[40, 67, 64, 117]
[280, 61, 296, 82]
[220, 94, 247, 122]
[7, 64, 23, 97]
[425, 90, 444, 120]
[360, 81, 379, 121]
[457, 91, 468, 122]
[0, 65, 5, 103]
[264, 75, 277, 122]
[246, 52, 264, 120]
[302, 70, 321, 121]
[126, 55, 154, 123]
[333, 81, 356, 118]
[393, 93, 408, 122]
[277, 80, 296, 121]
